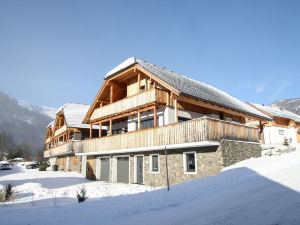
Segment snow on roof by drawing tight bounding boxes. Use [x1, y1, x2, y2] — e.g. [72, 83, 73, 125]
[47, 121, 55, 129]
[105, 57, 271, 120]
[56, 103, 92, 129]
[252, 104, 300, 123]
[105, 57, 136, 78]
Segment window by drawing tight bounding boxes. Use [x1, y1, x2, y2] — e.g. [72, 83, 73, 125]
[140, 85, 146, 92]
[141, 119, 154, 129]
[279, 129, 284, 135]
[183, 152, 196, 173]
[150, 154, 159, 172]
[178, 117, 191, 123]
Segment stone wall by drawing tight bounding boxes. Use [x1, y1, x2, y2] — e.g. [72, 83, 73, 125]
[218, 139, 261, 167]
[133, 146, 223, 187]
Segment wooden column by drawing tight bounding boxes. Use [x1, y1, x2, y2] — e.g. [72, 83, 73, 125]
[174, 97, 178, 123]
[109, 118, 112, 135]
[90, 123, 93, 139]
[137, 111, 141, 130]
[99, 122, 102, 138]
[137, 73, 141, 93]
[110, 85, 113, 103]
[154, 105, 157, 127]
[166, 91, 170, 106]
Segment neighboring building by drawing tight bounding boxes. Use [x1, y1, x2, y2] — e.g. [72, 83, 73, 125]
[248, 103, 300, 146]
[44, 57, 271, 186]
[44, 103, 102, 172]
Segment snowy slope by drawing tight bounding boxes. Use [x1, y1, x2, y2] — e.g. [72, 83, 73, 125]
[272, 98, 300, 116]
[1, 148, 300, 225]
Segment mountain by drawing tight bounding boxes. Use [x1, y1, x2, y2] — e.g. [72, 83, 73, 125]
[271, 98, 300, 116]
[0, 91, 56, 153]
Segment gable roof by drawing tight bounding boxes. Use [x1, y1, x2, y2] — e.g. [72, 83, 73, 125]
[251, 103, 300, 123]
[56, 103, 91, 129]
[105, 57, 271, 121]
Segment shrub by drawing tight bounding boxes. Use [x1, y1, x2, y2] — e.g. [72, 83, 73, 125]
[39, 164, 47, 171]
[76, 186, 88, 203]
[5, 183, 14, 201]
[283, 137, 289, 146]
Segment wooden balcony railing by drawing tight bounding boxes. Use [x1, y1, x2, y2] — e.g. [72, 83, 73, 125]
[73, 117, 259, 154]
[45, 142, 73, 157]
[54, 125, 67, 137]
[90, 88, 168, 121]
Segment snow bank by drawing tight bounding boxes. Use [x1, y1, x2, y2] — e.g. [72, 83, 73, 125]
[1, 149, 300, 225]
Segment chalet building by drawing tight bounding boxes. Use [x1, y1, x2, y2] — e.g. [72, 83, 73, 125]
[44, 103, 102, 172]
[43, 57, 272, 185]
[54, 57, 270, 186]
[248, 103, 300, 146]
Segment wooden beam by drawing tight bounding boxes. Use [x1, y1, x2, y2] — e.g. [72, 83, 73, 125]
[90, 123, 93, 139]
[137, 110, 141, 130]
[99, 122, 102, 138]
[137, 73, 141, 93]
[110, 85, 113, 103]
[107, 80, 126, 90]
[174, 97, 178, 123]
[109, 118, 112, 136]
[154, 105, 157, 127]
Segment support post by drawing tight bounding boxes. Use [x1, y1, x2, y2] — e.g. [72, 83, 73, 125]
[138, 73, 141, 93]
[137, 111, 141, 130]
[154, 105, 157, 127]
[109, 118, 112, 135]
[110, 85, 113, 103]
[90, 123, 93, 139]
[174, 97, 178, 123]
[164, 146, 170, 191]
[99, 122, 102, 138]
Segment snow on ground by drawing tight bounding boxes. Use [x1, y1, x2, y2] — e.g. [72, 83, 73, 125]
[0, 165, 154, 208]
[1, 148, 300, 225]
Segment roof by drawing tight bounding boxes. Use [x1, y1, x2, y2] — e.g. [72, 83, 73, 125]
[56, 103, 92, 129]
[47, 121, 55, 129]
[105, 57, 271, 120]
[251, 104, 300, 123]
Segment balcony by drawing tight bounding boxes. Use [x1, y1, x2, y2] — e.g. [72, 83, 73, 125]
[90, 88, 168, 121]
[54, 125, 67, 137]
[73, 117, 259, 154]
[44, 142, 74, 157]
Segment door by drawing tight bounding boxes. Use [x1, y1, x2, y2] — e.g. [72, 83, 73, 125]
[100, 158, 110, 182]
[117, 157, 129, 183]
[136, 156, 143, 184]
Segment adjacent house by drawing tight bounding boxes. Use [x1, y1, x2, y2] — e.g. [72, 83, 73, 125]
[248, 103, 300, 146]
[44, 57, 271, 186]
[44, 103, 102, 172]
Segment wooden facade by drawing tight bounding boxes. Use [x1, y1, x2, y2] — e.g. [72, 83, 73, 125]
[73, 117, 259, 155]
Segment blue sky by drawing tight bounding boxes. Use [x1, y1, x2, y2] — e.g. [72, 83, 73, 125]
[0, 0, 299, 108]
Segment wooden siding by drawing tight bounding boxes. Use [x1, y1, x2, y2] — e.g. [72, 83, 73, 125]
[90, 88, 167, 121]
[54, 125, 67, 137]
[49, 142, 73, 156]
[73, 117, 259, 154]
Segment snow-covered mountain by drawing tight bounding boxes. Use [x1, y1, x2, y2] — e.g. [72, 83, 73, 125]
[271, 98, 300, 116]
[0, 91, 56, 151]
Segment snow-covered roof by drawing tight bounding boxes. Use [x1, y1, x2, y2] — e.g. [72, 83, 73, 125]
[56, 103, 91, 129]
[105, 57, 271, 120]
[47, 121, 55, 129]
[251, 104, 300, 123]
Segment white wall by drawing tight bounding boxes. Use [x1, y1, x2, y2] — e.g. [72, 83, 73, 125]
[81, 155, 87, 176]
[263, 126, 297, 146]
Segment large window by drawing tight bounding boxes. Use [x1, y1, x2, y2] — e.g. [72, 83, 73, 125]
[141, 118, 154, 129]
[150, 154, 160, 172]
[183, 152, 196, 174]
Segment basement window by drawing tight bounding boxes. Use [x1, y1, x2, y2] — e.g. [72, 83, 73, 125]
[183, 152, 197, 174]
[150, 154, 160, 173]
[279, 130, 285, 135]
